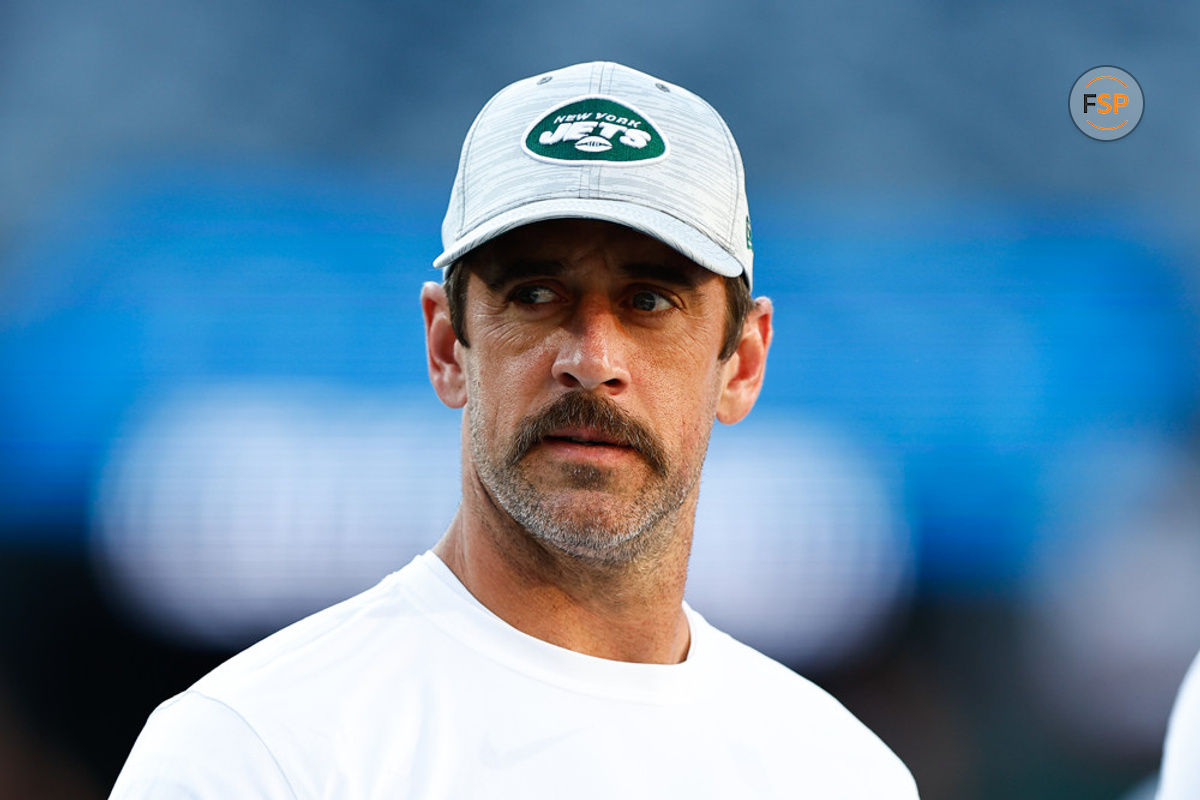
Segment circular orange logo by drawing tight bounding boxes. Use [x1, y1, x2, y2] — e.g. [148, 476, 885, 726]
[1069, 66, 1143, 141]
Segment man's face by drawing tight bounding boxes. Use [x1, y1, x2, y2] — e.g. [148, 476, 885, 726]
[458, 219, 733, 565]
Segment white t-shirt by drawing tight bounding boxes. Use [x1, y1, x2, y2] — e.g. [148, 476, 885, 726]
[111, 552, 918, 798]
[1159, 648, 1200, 799]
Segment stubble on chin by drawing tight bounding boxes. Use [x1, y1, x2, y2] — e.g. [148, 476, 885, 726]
[466, 392, 702, 567]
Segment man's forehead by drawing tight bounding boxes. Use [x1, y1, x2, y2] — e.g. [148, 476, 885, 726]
[464, 219, 714, 286]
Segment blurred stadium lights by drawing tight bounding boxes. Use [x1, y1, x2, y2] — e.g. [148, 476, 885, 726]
[0, 168, 1196, 666]
[92, 383, 461, 648]
[0, 167, 442, 534]
[754, 199, 1200, 590]
[90, 385, 916, 667]
[689, 417, 914, 669]
[3, 5, 1199, 796]
[1021, 430, 1200, 759]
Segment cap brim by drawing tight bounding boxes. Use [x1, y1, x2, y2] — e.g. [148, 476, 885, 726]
[433, 198, 745, 282]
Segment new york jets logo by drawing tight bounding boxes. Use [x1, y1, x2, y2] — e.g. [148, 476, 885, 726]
[523, 97, 667, 164]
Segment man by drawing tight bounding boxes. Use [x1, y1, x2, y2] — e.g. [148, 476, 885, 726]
[1158, 648, 1200, 798]
[111, 61, 918, 798]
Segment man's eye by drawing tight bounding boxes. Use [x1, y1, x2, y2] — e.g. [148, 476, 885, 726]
[630, 290, 672, 312]
[512, 285, 558, 304]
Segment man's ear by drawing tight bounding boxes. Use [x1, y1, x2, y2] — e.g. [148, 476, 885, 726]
[421, 281, 467, 409]
[716, 297, 773, 424]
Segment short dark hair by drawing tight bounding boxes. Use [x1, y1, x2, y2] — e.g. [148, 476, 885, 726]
[443, 262, 752, 361]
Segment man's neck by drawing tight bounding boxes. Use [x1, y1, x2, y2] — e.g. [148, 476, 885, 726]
[433, 474, 695, 665]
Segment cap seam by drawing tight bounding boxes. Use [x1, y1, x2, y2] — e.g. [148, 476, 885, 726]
[591, 61, 606, 93]
[590, 62, 610, 205]
[591, 63, 606, 198]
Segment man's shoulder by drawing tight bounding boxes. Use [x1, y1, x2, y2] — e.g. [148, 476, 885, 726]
[694, 611, 849, 710]
[693, 612, 919, 797]
[111, 690, 298, 798]
[191, 553, 436, 705]
[1160, 648, 1200, 799]
[113, 553, 471, 797]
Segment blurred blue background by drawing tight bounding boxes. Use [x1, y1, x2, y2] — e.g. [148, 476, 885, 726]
[2, 3, 1199, 798]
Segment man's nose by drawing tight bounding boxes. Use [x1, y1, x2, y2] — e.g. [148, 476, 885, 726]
[550, 296, 631, 392]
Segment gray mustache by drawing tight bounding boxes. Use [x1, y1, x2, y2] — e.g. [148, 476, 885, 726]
[506, 392, 669, 476]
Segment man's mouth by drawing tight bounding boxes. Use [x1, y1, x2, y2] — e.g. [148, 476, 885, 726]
[542, 428, 630, 448]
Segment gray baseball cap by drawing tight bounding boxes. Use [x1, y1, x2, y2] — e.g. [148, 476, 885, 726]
[434, 61, 753, 289]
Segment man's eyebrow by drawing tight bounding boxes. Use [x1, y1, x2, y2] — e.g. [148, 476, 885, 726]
[479, 259, 564, 290]
[620, 262, 704, 289]
[474, 258, 704, 290]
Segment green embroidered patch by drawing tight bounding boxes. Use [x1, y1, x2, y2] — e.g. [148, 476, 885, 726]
[523, 98, 667, 164]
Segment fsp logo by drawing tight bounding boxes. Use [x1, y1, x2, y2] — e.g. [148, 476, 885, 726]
[1069, 66, 1143, 141]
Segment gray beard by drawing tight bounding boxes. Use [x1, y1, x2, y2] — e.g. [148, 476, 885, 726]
[466, 394, 705, 566]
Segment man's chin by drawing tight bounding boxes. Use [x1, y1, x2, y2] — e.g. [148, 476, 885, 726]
[510, 494, 645, 554]
[531, 495, 638, 532]
[523, 518, 648, 565]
